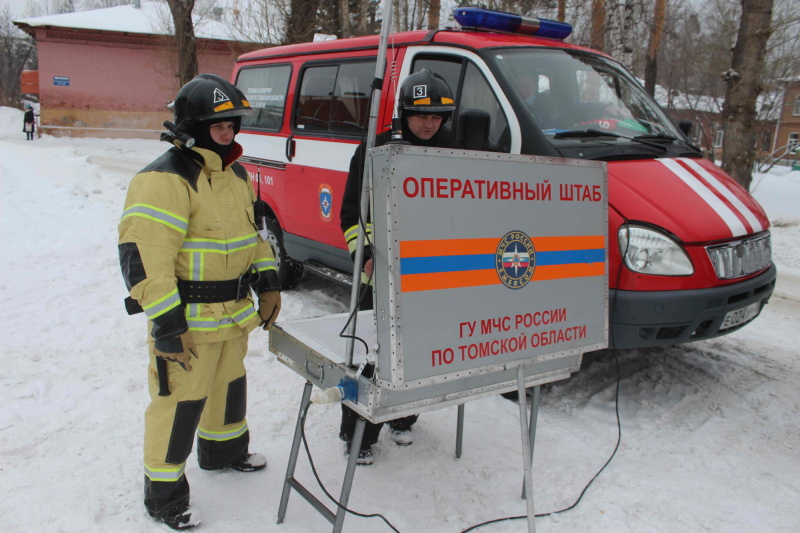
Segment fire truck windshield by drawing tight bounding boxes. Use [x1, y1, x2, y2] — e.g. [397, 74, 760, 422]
[492, 48, 683, 146]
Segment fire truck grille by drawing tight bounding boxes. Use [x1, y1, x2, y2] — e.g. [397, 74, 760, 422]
[656, 326, 687, 340]
[706, 233, 772, 280]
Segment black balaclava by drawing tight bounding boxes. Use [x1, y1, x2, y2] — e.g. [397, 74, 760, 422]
[192, 116, 241, 160]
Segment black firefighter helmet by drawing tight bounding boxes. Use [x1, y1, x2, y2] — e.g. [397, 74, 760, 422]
[166, 73, 252, 147]
[396, 68, 456, 119]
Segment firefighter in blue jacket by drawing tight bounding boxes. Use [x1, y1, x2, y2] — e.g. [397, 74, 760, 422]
[118, 74, 281, 530]
[339, 69, 458, 465]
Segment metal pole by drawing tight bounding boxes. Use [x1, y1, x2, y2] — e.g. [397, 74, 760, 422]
[516, 368, 536, 533]
[344, 0, 395, 367]
[333, 418, 367, 532]
[455, 403, 465, 458]
[522, 385, 541, 500]
[277, 381, 314, 524]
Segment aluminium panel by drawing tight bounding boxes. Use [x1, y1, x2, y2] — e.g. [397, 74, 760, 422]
[369, 145, 608, 390]
[270, 311, 580, 423]
[268, 145, 608, 422]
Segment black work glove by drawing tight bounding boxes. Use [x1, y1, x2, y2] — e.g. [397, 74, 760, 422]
[154, 331, 198, 371]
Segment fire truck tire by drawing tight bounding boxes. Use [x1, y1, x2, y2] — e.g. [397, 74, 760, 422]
[265, 216, 303, 289]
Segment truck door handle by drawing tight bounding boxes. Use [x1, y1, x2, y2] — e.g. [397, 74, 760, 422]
[285, 135, 295, 162]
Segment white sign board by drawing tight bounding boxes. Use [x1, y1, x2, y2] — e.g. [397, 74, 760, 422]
[371, 145, 608, 389]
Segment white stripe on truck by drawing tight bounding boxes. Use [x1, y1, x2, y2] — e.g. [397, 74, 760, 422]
[658, 158, 748, 237]
[678, 158, 763, 233]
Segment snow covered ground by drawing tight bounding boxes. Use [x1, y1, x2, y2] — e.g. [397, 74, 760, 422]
[1, 106, 798, 533]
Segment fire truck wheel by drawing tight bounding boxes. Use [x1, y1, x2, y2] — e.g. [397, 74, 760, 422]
[265, 216, 303, 289]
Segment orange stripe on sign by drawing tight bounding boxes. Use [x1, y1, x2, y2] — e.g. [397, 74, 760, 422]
[532, 262, 605, 281]
[401, 269, 497, 292]
[400, 238, 498, 257]
[531, 235, 605, 251]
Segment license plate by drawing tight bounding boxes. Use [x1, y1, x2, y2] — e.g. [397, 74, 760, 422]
[720, 301, 761, 331]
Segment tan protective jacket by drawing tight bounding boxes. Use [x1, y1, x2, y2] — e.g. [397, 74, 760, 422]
[119, 142, 277, 349]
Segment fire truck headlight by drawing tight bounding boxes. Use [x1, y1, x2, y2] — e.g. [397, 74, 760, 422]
[618, 225, 694, 276]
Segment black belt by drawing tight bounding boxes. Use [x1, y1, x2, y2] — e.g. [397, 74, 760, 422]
[124, 269, 258, 315]
[178, 269, 257, 303]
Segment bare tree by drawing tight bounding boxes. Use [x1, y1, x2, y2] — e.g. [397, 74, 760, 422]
[428, 0, 441, 30]
[223, 0, 285, 45]
[590, 0, 606, 50]
[606, 0, 644, 70]
[720, 0, 774, 190]
[23, 0, 76, 16]
[80, 0, 130, 8]
[339, 0, 351, 37]
[644, 0, 668, 97]
[285, 0, 321, 44]
[166, 0, 198, 86]
[0, 6, 37, 106]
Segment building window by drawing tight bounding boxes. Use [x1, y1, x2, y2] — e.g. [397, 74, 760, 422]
[789, 132, 799, 150]
[714, 129, 724, 148]
[762, 131, 771, 152]
[794, 95, 800, 116]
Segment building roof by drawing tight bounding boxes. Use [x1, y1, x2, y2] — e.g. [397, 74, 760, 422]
[648, 80, 781, 122]
[14, 1, 236, 42]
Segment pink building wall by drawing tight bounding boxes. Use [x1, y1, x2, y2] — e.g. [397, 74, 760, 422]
[33, 28, 255, 138]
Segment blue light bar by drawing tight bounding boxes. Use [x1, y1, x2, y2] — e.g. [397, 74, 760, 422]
[454, 7, 573, 40]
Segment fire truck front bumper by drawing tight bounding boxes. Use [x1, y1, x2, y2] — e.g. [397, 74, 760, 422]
[608, 264, 777, 349]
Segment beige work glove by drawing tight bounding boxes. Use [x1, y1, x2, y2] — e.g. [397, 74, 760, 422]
[258, 290, 281, 330]
[154, 331, 198, 371]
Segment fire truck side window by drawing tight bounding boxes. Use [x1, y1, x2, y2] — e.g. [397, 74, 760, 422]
[295, 60, 376, 136]
[236, 65, 291, 131]
[412, 56, 509, 152]
[331, 61, 375, 134]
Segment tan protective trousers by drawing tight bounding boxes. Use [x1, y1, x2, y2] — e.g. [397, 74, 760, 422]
[143, 333, 250, 517]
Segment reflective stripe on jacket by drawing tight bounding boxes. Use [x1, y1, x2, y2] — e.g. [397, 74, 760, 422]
[119, 142, 276, 346]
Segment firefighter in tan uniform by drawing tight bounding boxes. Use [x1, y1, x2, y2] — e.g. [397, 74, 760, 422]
[118, 74, 281, 530]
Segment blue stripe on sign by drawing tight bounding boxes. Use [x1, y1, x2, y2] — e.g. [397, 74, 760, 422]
[536, 249, 605, 266]
[400, 254, 494, 275]
[399, 249, 605, 275]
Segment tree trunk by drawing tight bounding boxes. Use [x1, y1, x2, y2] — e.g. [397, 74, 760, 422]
[721, 0, 773, 191]
[285, 0, 321, 44]
[428, 0, 441, 30]
[644, 0, 668, 97]
[590, 0, 606, 51]
[339, 0, 351, 38]
[166, 0, 198, 87]
[557, 0, 566, 22]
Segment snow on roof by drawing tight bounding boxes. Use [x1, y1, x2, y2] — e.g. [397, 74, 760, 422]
[643, 78, 781, 121]
[14, 1, 236, 42]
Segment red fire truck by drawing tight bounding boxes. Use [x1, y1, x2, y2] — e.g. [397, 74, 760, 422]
[231, 7, 775, 349]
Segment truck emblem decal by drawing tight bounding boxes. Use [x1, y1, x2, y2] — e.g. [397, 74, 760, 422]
[319, 184, 332, 222]
[213, 88, 230, 103]
[495, 231, 536, 289]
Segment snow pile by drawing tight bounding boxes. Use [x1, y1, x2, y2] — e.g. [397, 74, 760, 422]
[1, 109, 798, 532]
